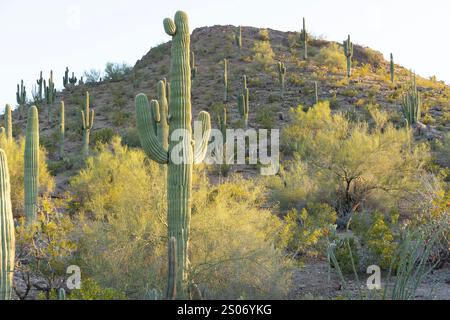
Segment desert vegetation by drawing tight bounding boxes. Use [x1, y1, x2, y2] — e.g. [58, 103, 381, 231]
[0, 9, 448, 302]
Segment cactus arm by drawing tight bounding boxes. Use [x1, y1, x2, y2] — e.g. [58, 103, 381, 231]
[135, 94, 168, 164]
[193, 111, 211, 164]
[157, 80, 170, 150]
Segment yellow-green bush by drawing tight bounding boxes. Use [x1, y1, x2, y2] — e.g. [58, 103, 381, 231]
[70, 137, 292, 299]
[315, 43, 346, 72]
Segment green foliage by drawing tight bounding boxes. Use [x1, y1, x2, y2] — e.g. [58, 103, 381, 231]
[256, 104, 277, 129]
[92, 128, 115, 145]
[315, 43, 346, 72]
[67, 279, 126, 300]
[332, 237, 360, 274]
[104, 62, 132, 81]
[252, 30, 275, 71]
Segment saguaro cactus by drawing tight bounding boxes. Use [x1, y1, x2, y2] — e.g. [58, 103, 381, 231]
[36, 71, 44, 100]
[238, 75, 249, 127]
[63, 67, 69, 88]
[0, 149, 15, 300]
[166, 237, 177, 300]
[4, 104, 12, 141]
[45, 71, 56, 125]
[24, 106, 39, 223]
[223, 59, 228, 102]
[16, 80, 27, 117]
[277, 62, 286, 98]
[401, 73, 421, 126]
[300, 17, 308, 60]
[81, 92, 95, 157]
[135, 11, 211, 298]
[390, 53, 395, 83]
[190, 52, 197, 80]
[59, 101, 65, 158]
[343, 35, 354, 78]
[69, 72, 77, 86]
[235, 26, 242, 52]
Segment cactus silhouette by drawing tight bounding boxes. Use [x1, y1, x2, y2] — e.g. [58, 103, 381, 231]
[24, 106, 39, 222]
[390, 53, 395, 83]
[0, 149, 15, 300]
[343, 35, 354, 78]
[277, 62, 286, 98]
[135, 11, 211, 298]
[300, 17, 308, 60]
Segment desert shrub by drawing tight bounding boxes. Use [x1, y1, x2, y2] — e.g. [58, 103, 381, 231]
[83, 69, 102, 83]
[0, 138, 54, 217]
[252, 30, 275, 71]
[120, 127, 141, 148]
[279, 101, 429, 220]
[257, 28, 270, 41]
[111, 86, 128, 108]
[92, 128, 115, 145]
[112, 110, 131, 127]
[434, 133, 450, 168]
[332, 237, 360, 274]
[341, 88, 358, 98]
[278, 203, 337, 258]
[67, 279, 126, 300]
[256, 104, 277, 129]
[104, 62, 132, 81]
[70, 138, 292, 299]
[315, 43, 346, 72]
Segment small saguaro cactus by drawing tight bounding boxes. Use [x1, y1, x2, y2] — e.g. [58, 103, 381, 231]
[24, 106, 39, 223]
[78, 76, 84, 85]
[235, 26, 242, 52]
[59, 101, 65, 158]
[4, 104, 13, 141]
[238, 75, 249, 128]
[300, 17, 308, 60]
[16, 80, 27, 117]
[223, 59, 228, 102]
[314, 81, 319, 105]
[45, 70, 56, 124]
[401, 73, 421, 126]
[343, 35, 354, 78]
[36, 71, 44, 100]
[81, 92, 95, 157]
[277, 61, 286, 98]
[390, 53, 395, 83]
[190, 51, 197, 80]
[63, 67, 69, 88]
[135, 11, 211, 298]
[0, 149, 15, 300]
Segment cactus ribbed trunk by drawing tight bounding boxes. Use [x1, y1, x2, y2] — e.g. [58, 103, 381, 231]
[0, 149, 15, 300]
[4, 104, 12, 141]
[24, 106, 39, 223]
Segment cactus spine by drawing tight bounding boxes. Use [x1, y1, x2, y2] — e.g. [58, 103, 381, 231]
[277, 62, 286, 98]
[135, 11, 211, 298]
[390, 53, 395, 83]
[300, 17, 308, 60]
[4, 104, 12, 141]
[401, 73, 421, 126]
[235, 26, 242, 53]
[223, 59, 228, 102]
[190, 52, 197, 80]
[81, 92, 94, 157]
[343, 35, 354, 78]
[59, 101, 65, 158]
[0, 149, 14, 300]
[238, 75, 249, 128]
[24, 106, 39, 223]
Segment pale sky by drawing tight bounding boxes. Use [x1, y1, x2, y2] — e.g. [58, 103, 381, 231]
[1, 0, 449, 112]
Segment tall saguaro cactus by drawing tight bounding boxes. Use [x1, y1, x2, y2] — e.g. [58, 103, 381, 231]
[81, 92, 95, 157]
[59, 101, 65, 158]
[343, 35, 354, 78]
[300, 17, 308, 60]
[24, 106, 39, 223]
[135, 11, 211, 298]
[235, 26, 242, 53]
[390, 53, 395, 83]
[238, 75, 249, 127]
[223, 59, 228, 102]
[0, 149, 15, 300]
[4, 104, 12, 141]
[277, 62, 286, 98]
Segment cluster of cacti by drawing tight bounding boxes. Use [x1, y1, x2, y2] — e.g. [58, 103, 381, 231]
[223, 59, 228, 102]
[190, 52, 197, 80]
[235, 26, 242, 52]
[314, 81, 319, 105]
[81, 92, 95, 157]
[45, 71, 56, 124]
[135, 11, 211, 298]
[238, 75, 250, 127]
[16, 80, 27, 117]
[343, 35, 354, 78]
[0, 149, 15, 300]
[401, 73, 421, 126]
[390, 53, 395, 83]
[277, 61, 286, 98]
[300, 17, 308, 60]
[59, 101, 65, 158]
[24, 106, 39, 223]
[4, 104, 13, 141]
[69, 72, 77, 86]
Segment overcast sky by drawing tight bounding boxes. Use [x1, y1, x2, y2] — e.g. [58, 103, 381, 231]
[1, 0, 448, 112]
